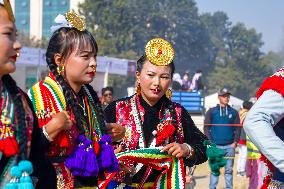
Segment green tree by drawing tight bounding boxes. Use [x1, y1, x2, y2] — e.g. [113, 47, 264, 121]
[207, 23, 272, 99]
[261, 51, 284, 72]
[79, 0, 212, 72]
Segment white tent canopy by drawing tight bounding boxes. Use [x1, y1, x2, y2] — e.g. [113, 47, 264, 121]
[205, 93, 244, 111]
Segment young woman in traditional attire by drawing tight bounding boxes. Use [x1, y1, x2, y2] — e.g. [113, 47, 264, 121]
[28, 12, 118, 188]
[103, 38, 208, 189]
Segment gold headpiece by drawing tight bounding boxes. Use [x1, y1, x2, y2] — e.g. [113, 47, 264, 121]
[3, 0, 15, 22]
[145, 38, 174, 66]
[66, 11, 86, 31]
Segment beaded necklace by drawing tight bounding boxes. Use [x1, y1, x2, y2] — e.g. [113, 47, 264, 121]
[79, 85, 102, 141]
[0, 83, 18, 156]
[131, 94, 176, 149]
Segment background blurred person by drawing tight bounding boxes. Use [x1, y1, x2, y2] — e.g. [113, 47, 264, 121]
[204, 88, 241, 189]
[236, 100, 253, 177]
[172, 73, 182, 91]
[101, 86, 114, 110]
[190, 69, 204, 92]
[182, 72, 192, 91]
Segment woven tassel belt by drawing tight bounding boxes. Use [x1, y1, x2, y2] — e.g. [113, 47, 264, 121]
[268, 180, 284, 189]
[99, 147, 185, 189]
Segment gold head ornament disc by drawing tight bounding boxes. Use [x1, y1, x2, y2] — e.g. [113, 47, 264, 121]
[66, 11, 86, 31]
[145, 38, 174, 66]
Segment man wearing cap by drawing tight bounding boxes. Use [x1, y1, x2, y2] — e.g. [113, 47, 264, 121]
[204, 88, 241, 189]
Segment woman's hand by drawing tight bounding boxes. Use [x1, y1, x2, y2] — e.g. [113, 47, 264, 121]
[114, 145, 123, 154]
[44, 111, 73, 140]
[106, 123, 126, 142]
[161, 142, 190, 158]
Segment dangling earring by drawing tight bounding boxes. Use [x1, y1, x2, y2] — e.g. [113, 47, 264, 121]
[166, 89, 172, 99]
[136, 83, 141, 95]
[57, 65, 65, 75]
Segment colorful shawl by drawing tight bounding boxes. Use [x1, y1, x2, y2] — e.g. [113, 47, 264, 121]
[100, 148, 185, 189]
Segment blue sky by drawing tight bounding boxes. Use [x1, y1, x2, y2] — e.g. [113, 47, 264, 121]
[195, 0, 284, 53]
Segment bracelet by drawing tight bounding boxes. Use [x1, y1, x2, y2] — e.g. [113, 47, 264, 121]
[183, 143, 194, 159]
[42, 125, 53, 142]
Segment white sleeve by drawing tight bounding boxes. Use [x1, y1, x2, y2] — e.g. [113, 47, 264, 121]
[244, 90, 284, 172]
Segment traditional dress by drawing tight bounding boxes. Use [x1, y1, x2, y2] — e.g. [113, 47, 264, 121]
[244, 68, 284, 189]
[103, 94, 208, 188]
[28, 73, 117, 189]
[0, 78, 38, 187]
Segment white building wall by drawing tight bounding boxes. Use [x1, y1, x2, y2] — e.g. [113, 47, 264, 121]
[11, 65, 26, 91]
[70, 0, 85, 12]
[29, 0, 42, 39]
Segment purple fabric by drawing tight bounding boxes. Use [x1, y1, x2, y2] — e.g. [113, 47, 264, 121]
[98, 134, 119, 173]
[65, 135, 99, 177]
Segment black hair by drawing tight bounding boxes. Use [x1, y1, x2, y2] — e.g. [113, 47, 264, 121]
[243, 100, 253, 110]
[2, 75, 27, 160]
[196, 69, 202, 73]
[46, 27, 98, 134]
[101, 86, 113, 95]
[136, 55, 175, 78]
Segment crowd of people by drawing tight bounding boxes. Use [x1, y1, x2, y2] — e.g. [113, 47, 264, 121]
[172, 70, 204, 92]
[0, 1, 283, 189]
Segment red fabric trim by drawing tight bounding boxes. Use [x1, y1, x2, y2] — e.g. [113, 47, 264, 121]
[238, 140, 246, 145]
[256, 75, 284, 99]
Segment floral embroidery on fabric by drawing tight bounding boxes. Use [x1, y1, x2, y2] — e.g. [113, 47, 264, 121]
[113, 94, 184, 183]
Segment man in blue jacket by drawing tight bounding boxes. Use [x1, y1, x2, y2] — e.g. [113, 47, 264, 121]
[204, 88, 241, 189]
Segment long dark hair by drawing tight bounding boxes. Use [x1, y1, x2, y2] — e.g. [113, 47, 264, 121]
[2, 75, 27, 160]
[46, 27, 98, 134]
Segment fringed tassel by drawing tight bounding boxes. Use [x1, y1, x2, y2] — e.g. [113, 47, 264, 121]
[65, 135, 99, 177]
[204, 140, 226, 176]
[4, 160, 34, 189]
[3, 136, 19, 157]
[54, 132, 70, 148]
[97, 135, 119, 173]
[18, 161, 34, 189]
[4, 166, 21, 189]
[156, 123, 175, 146]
